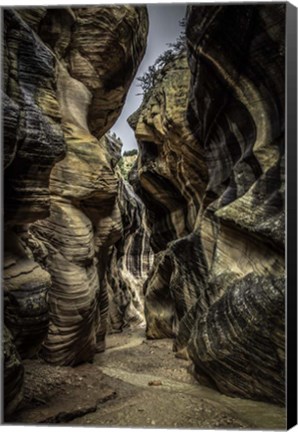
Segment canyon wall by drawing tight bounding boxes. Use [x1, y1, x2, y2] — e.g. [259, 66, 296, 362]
[3, 8, 66, 414]
[3, 6, 149, 415]
[132, 4, 285, 405]
[105, 176, 153, 332]
[3, 2, 286, 417]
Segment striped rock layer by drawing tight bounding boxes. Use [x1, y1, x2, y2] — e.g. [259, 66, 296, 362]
[3, 6, 148, 414]
[29, 6, 148, 365]
[132, 4, 285, 405]
[129, 52, 208, 253]
[3, 9, 66, 415]
[106, 178, 154, 332]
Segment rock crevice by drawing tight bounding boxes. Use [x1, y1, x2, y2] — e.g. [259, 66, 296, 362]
[3, 6, 149, 415]
[131, 4, 285, 405]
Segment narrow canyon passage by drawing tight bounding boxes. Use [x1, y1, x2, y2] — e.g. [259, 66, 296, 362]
[7, 327, 285, 428]
[3, 4, 286, 428]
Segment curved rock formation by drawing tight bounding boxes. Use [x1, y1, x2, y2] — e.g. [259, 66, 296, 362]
[28, 6, 148, 365]
[3, 229, 51, 359]
[185, 4, 285, 405]
[186, 4, 285, 246]
[3, 5, 148, 413]
[106, 178, 153, 331]
[4, 9, 66, 224]
[3, 326, 24, 417]
[132, 4, 285, 405]
[129, 51, 208, 340]
[129, 52, 208, 253]
[3, 8, 66, 412]
[4, 1, 285, 418]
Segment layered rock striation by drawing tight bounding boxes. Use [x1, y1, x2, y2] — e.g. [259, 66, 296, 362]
[106, 177, 153, 332]
[185, 4, 285, 405]
[131, 4, 285, 405]
[3, 6, 148, 414]
[129, 51, 209, 341]
[3, 8, 66, 414]
[129, 52, 208, 253]
[30, 6, 148, 365]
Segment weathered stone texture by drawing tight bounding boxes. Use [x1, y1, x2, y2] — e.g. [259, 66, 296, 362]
[129, 52, 208, 253]
[3, 5, 149, 414]
[132, 4, 285, 405]
[4, 9, 65, 224]
[3, 1, 285, 416]
[29, 6, 148, 366]
[3, 9, 66, 412]
[106, 178, 153, 332]
[184, 5, 285, 405]
[3, 326, 24, 417]
[4, 229, 51, 359]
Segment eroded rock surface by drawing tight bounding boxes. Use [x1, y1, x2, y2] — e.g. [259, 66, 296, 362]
[3, 5, 148, 415]
[3, 9, 66, 412]
[4, 229, 51, 359]
[29, 6, 148, 366]
[185, 4, 285, 405]
[106, 178, 153, 332]
[132, 4, 285, 405]
[129, 52, 208, 252]
[4, 9, 66, 224]
[3, 326, 24, 417]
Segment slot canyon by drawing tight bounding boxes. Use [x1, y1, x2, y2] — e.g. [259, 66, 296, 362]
[2, 4, 286, 429]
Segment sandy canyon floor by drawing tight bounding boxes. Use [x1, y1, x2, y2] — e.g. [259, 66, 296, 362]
[7, 328, 286, 429]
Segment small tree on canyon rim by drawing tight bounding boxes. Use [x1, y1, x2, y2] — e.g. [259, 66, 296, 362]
[136, 21, 186, 96]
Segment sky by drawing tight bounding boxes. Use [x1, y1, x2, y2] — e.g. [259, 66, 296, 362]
[111, 4, 186, 152]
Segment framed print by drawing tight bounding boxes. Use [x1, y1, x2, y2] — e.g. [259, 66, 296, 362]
[1, 1, 297, 429]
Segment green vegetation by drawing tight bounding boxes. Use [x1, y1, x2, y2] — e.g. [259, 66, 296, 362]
[108, 131, 122, 143]
[123, 149, 138, 157]
[117, 151, 138, 181]
[136, 20, 186, 95]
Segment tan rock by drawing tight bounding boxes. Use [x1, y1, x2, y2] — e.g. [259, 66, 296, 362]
[131, 4, 285, 405]
[29, 6, 148, 365]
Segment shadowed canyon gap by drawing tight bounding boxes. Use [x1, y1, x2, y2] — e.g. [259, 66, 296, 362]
[3, 4, 285, 426]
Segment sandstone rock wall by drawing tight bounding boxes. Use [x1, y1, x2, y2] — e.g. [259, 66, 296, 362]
[3, 6, 148, 414]
[132, 4, 285, 405]
[185, 4, 285, 405]
[3, 9, 66, 414]
[129, 52, 208, 253]
[106, 178, 153, 331]
[30, 6, 148, 366]
[3, 326, 24, 417]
